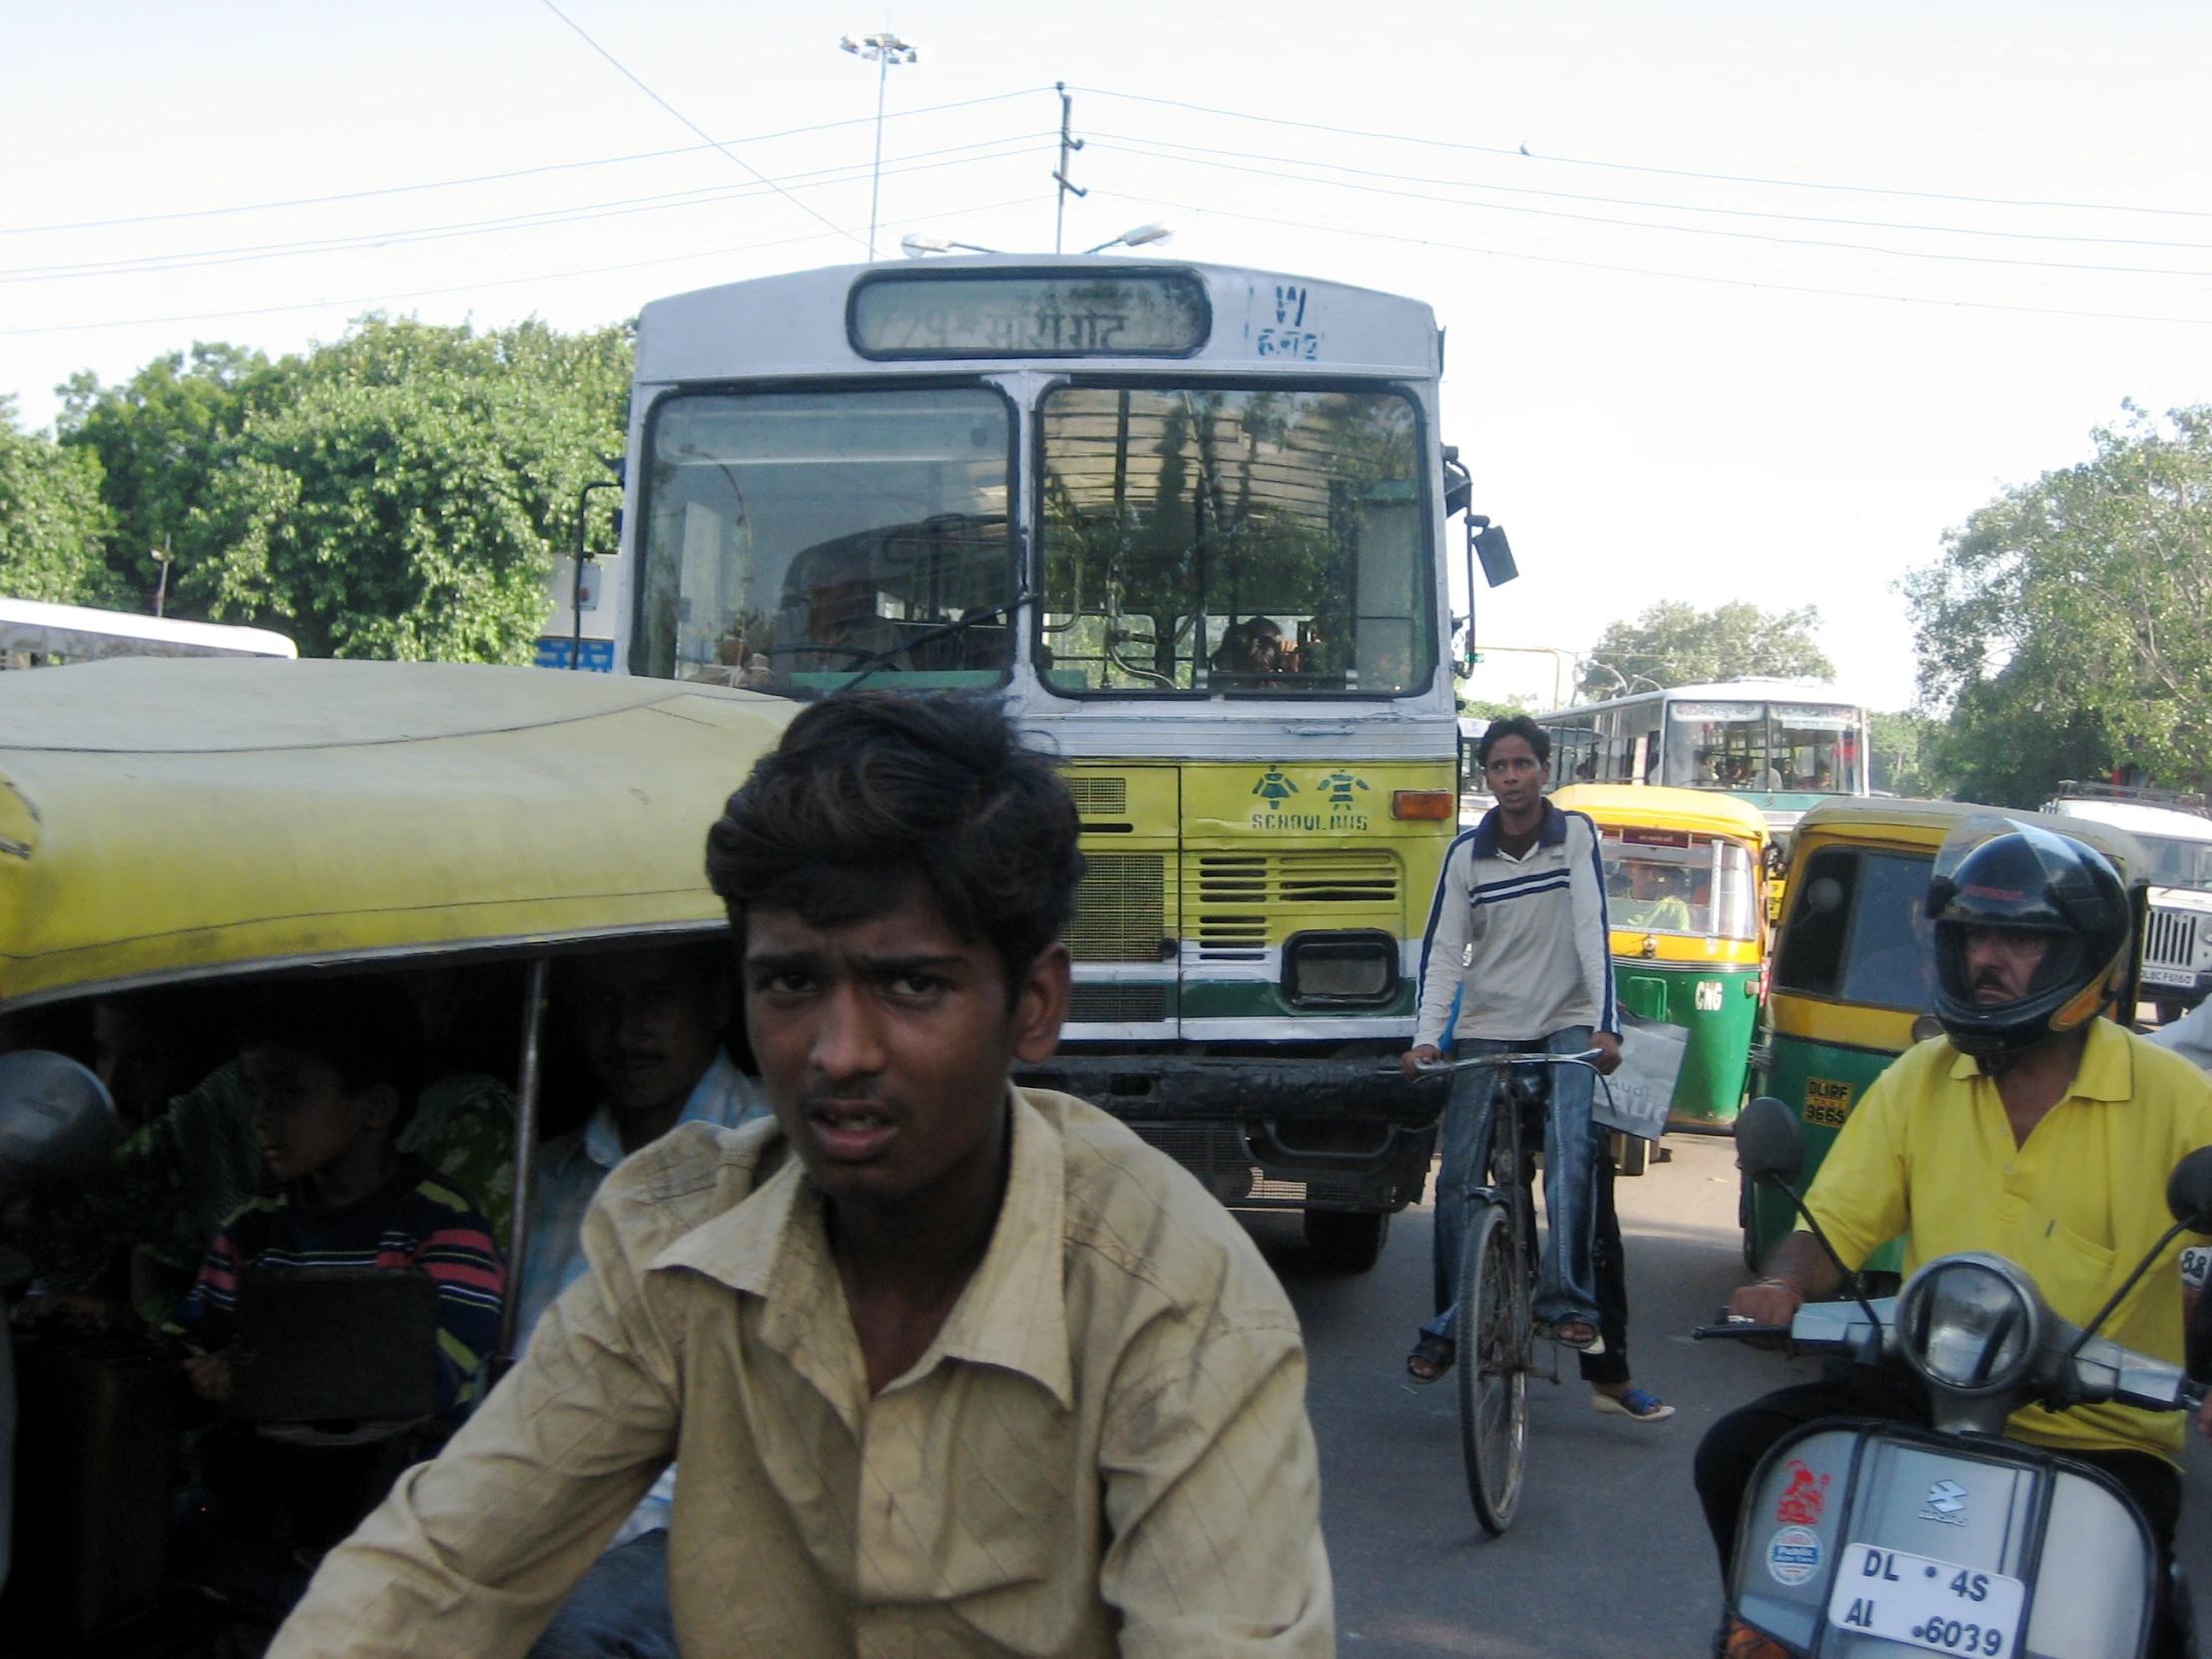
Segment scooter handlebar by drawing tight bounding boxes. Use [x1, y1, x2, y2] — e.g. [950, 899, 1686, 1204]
[1692, 1323, 1795, 1343]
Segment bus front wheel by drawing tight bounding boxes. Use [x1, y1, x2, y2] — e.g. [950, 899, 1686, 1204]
[1304, 1209, 1390, 1272]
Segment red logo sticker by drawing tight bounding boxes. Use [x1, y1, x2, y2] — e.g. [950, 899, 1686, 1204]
[1775, 1458, 1831, 1526]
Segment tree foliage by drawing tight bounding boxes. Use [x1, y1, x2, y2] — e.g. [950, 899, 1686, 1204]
[1867, 709, 1952, 800]
[54, 315, 632, 662]
[1580, 600, 1833, 698]
[1903, 402, 2212, 806]
[0, 396, 114, 605]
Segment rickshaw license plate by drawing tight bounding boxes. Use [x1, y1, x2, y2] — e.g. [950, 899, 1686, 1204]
[1827, 1544, 2023, 1656]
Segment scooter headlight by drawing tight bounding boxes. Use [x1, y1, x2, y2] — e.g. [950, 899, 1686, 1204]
[1899, 1255, 2041, 1396]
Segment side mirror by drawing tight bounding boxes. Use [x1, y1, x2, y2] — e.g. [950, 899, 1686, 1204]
[2168, 1145, 2212, 1233]
[1736, 1096, 1805, 1187]
[0, 1050, 119, 1196]
[1474, 524, 1518, 588]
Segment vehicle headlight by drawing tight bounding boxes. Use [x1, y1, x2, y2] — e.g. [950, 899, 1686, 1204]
[1282, 930, 1398, 1007]
[1899, 1256, 2040, 1395]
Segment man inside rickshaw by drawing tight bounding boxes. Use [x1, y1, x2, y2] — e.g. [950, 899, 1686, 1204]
[274, 693, 1331, 1658]
[518, 942, 769, 1659]
[168, 977, 503, 1613]
[1698, 826, 2212, 1659]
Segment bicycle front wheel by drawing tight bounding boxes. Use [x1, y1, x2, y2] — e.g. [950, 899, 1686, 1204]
[1456, 1197, 1529, 1534]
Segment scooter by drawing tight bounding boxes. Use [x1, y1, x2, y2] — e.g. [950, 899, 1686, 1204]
[1697, 1096, 2212, 1659]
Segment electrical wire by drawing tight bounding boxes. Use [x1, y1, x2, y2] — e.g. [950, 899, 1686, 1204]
[1081, 184, 2212, 328]
[0, 88, 1055, 239]
[538, 0, 866, 251]
[0, 137, 1054, 286]
[1075, 85, 2212, 223]
[1086, 136, 2212, 279]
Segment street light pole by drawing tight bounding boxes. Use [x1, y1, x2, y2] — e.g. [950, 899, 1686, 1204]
[840, 32, 917, 262]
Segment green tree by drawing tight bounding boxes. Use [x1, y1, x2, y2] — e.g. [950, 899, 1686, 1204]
[1867, 709, 1952, 799]
[57, 342, 285, 609]
[116, 315, 633, 661]
[1580, 600, 1833, 698]
[1903, 402, 2212, 806]
[0, 396, 114, 605]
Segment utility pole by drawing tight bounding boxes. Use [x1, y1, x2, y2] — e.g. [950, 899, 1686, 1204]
[1053, 81, 1086, 255]
[150, 541, 173, 618]
[840, 32, 917, 262]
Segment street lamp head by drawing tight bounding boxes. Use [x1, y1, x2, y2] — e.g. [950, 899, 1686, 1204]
[900, 233, 954, 258]
[1082, 221, 1173, 256]
[840, 31, 916, 62]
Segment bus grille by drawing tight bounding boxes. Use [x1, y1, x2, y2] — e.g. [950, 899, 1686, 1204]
[1065, 776, 1128, 817]
[1186, 849, 1399, 959]
[1067, 853, 1166, 962]
[2146, 907, 2200, 970]
[1067, 983, 1169, 1024]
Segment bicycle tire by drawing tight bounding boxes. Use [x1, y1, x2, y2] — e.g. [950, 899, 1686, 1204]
[1456, 1198, 1528, 1534]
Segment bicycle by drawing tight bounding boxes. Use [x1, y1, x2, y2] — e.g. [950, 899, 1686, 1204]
[1408, 1048, 1605, 1535]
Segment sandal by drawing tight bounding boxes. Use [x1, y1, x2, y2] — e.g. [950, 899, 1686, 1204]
[1539, 1319, 1606, 1355]
[1593, 1386, 1675, 1422]
[1406, 1332, 1455, 1383]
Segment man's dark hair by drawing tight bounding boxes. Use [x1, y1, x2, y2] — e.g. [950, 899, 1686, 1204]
[1475, 715, 1551, 768]
[235, 975, 426, 1131]
[705, 694, 1085, 999]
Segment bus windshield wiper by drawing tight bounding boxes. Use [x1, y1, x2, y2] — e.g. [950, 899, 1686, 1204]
[840, 592, 1032, 692]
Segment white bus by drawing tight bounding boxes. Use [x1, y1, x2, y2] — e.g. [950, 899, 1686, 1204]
[543, 257, 1510, 1268]
[1533, 678, 1871, 835]
[0, 598, 295, 668]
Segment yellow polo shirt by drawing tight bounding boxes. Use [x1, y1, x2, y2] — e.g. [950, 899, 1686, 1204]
[1806, 1018, 2212, 1461]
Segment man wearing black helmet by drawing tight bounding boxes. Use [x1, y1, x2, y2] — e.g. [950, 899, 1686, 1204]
[1694, 823, 2212, 1655]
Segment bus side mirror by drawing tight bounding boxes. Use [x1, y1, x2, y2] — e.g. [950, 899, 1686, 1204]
[1474, 523, 1517, 588]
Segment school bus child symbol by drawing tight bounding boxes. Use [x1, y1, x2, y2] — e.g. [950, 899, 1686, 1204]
[1252, 768, 1301, 802]
[1319, 771, 1370, 807]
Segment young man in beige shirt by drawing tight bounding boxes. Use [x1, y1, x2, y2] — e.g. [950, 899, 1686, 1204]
[272, 693, 1334, 1658]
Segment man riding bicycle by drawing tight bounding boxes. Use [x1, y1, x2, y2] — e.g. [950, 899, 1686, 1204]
[1697, 823, 2212, 1658]
[1401, 717, 1669, 1421]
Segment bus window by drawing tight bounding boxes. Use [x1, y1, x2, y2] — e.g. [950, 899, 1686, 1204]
[634, 387, 1014, 689]
[1768, 704, 1863, 794]
[1038, 386, 1432, 695]
[1774, 846, 1936, 1009]
[1600, 832, 1758, 939]
[1666, 701, 1768, 791]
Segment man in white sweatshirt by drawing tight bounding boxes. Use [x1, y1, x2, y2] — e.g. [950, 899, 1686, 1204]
[1401, 716, 1621, 1382]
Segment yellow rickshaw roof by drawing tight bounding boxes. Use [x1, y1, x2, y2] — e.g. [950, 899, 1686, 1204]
[1788, 796, 2148, 878]
[0, 660, 797, 1009]
[1546, 784, 1770, 846]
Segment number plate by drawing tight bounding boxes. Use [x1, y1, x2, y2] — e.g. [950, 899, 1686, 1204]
[2140, 964, 2197, 989]
[1827, 1544, 2023, 1656]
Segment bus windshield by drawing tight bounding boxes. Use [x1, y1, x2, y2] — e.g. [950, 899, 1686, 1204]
[633, 386, 1013, 689]
[1665, 701, 1862, 794]
[1038, 385, 1432, 695]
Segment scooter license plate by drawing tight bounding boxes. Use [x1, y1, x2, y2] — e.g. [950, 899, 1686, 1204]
[1827, 1543, 2024, 1657]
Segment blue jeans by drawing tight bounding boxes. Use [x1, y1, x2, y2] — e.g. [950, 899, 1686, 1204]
[1421, 1026, 1602, 1342]
[529, 1529, 678, 1659]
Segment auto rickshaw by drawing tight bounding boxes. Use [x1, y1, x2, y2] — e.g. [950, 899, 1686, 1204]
[1551, 786, 1770, 1151]
[0, 657, 793, 1649]
[1744, 797, 2147, 1274]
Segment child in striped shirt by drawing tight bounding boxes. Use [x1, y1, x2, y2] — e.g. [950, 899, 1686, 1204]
[171, 977, 504, 1422]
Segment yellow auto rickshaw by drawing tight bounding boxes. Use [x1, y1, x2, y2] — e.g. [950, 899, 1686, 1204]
[0, 658, 794, 1648]
[1551, 786, 1769, 1142]
[1746, 797, 2148, 1274]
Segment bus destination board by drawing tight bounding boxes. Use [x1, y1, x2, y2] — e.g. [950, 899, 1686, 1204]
[849, 272, 1209, 359]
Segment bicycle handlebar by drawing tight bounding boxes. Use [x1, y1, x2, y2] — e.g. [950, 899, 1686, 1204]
[1393, 1050, 1605, 1076]
[1692, 1323, 1796, 1343]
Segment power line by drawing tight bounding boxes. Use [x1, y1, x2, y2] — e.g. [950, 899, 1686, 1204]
[0, 191, 1053, 339]
[537, 0, 866, 251]
[1083, 185, 2212, 328]
[0, 89, 1053, 239]
[1076, 85, 2212, 223]
[1087, 137, 2212, 279]
[0, 137, 1054, 286]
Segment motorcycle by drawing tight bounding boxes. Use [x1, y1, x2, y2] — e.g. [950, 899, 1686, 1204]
[1698, 1095, 2212, 1659]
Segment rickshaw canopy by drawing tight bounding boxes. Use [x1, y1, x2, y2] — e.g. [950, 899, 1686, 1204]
[0, 660, 795, 1010]
[1547, 784, 1770, 849]
[1788, 796, 2146, 877]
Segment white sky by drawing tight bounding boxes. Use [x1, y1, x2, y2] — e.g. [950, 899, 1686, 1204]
[7, 0, 2212, 710]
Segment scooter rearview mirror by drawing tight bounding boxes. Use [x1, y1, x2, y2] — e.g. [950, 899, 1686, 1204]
[2168, 1146, 2212, 1234]
[1735, 1096, 1805, 1187]
[0, 1049, 119, 1196]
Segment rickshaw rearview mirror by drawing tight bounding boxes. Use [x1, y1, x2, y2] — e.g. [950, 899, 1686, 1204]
[1804, 875, 1845, 915]
[1735, 1096, 1805, 1187]
[2167, 1146, 2212, 1233]
[0, 1050, 119, 1195]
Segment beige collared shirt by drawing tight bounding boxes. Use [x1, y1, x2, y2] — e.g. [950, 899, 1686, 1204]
[272, 1088, 1333, 1658]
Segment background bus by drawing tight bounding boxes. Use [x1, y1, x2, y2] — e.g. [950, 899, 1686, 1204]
[550, 256, 1500, 1270]
[1534, 678, 1870, 835]
[0, 598, 295, 668]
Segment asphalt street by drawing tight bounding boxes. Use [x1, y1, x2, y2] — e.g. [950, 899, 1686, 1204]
[1244, 1131, 2212, 1658]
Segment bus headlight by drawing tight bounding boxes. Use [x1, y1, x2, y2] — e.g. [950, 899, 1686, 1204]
[1899, 1255, 2040, 1396]
[1283, 931, 1398, 1007]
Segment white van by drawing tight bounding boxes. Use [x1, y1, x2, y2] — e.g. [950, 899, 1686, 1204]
[2043, 787, 2212, 1017]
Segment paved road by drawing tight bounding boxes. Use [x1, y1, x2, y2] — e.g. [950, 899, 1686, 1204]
[1245, 1130, 2212, 1658]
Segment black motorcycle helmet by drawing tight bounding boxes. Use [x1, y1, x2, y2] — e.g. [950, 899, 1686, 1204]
[1926, 819, 2134, 1062]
